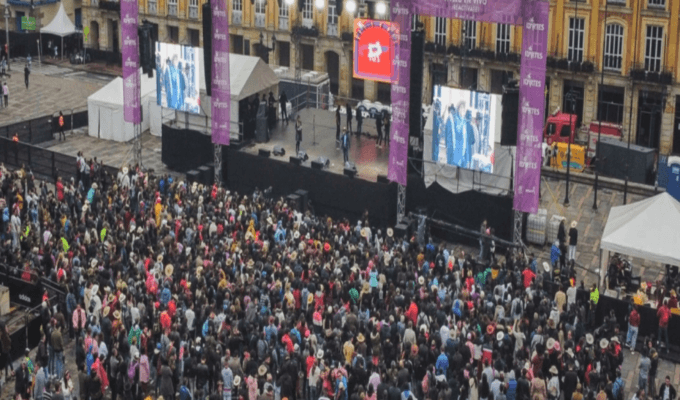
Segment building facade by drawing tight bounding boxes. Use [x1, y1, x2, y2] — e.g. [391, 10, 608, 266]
[80, 0, 680, 155]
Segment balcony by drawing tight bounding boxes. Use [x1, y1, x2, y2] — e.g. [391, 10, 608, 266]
[279, 16, 288, 30]
[189, 5, 198, 18]
[630, 64, 673, 84]
[255, 13, 265, 27]
[292, 25, 319, 38]
[327, 23, 338, 36]
[148, 1, 156, 13]
[168, 3, 177, 16]
[99, 0, 120, 11]
[424, 42, 446, 53]
[549, 55, 596, 73]
[232, 10, 242, 25]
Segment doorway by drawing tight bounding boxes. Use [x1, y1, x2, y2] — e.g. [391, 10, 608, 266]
[301, 44, 314, 71]
[109, 19, 119, 52]
[562, 80, 584, 127]
[637, 91, 663, 151]
[325, 51, 339, 95]
[90, 21, 100, 50]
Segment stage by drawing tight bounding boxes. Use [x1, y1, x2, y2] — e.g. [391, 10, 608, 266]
[241, 108, 390, 182]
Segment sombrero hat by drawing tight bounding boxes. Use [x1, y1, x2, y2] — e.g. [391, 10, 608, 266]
[546, 338, 556, 350]
[585, 333, 594, 345]
[600, 338, 609, 349]
[543, 262, 550, 272]
[387, 228, 394, 237]
[113, 310, 122, 320]
[360, 228, 369, 238]
[164, 264, 174, 277]
[418, 276, 425, 286]
[496, 331, 504, 342]
[357, 333, 365, 343]
[233, 376, 241, 386]
[258, 365, 267, 377]
[294, 231, 300, 239]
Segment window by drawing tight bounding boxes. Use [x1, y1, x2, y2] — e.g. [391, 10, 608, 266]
[279, 1, 289, 29]
[463, 20, 476, 50]
[327, 5, 338, 35]
[567, 17, 585, 62]
[495, 23, 510, 54]
[168, 0, 178, 16]
[647, 0, 665, 8]
[148, 0, 157, 14]
[411, 15, 420, 31]
[255, 0, 266, 27]
[188, 0, 198, 18]
[188, 28, 200, 46]
[168, 25, 179, 43]
[434, 17, 446, 46]
[597, 85, 625, 124]
[232, 0, 243, 24]
[644, 25, 663, 72]
[303, 0, 313, 22]
[603, 23, 623, 71]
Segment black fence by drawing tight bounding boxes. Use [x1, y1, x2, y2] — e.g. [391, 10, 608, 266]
[0, 136, 119, 183]
[86, 49, 122, 66]
[0, 110, 88, 145]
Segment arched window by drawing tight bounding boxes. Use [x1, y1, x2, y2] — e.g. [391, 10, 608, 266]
[603, 23, 623, 71]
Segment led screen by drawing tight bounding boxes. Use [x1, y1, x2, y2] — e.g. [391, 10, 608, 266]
[429, 86, 502, 173]
[353, 19, 400, 83]
[155, 42, 201, 114]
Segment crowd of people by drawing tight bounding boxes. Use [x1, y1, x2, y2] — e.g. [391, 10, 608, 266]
[0, 158, 675, 400]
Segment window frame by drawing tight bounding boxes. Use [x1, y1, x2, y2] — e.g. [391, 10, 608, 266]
[463, 20, 477, 50]
[603, 23, 623, 71]
[567, 17, 585, 63]
[434, 17, 446, 46]
[233, 0, 243, 12]
[302, 0, 313, 22]
[495, 23, 510, 54]
[644, 25, 663, 72]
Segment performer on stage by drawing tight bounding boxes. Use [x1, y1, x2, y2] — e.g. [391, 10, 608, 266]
[376, 113, 384, 148]
[341, 128, 350, 164]
[356, 105, 363, 136]
[295, 116, 302, 154]
[346, 103, 353, 134]
[444, 104, 456, 165]
[279, 91, 288, 122]
[432, 99, 443, 162]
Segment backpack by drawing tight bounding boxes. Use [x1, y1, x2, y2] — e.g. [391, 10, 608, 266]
[513, 299, 523, 316]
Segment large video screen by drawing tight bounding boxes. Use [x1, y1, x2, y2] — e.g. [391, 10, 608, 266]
[155, 42, 201, 114]
[429, 86, 501, 173]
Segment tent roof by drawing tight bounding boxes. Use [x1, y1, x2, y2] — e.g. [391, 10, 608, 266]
[601, 192, 680, 266]
[196, 50, 279, 101]
[40, 3, 78, 37]
[88, 68, 156, 106]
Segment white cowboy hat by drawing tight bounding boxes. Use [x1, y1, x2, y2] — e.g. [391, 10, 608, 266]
[600, 338, 609, 349]
[496, 332, 504, 342]
[549, 366, 558, 375]
[543, 262, 550, 272]
[387, 228, 394, 237]
[418, 276, 425, 286]
[546, 338, 556, 350]
[122, 167, 129, 175]
[316, 349, 324, 359]
[294, 231, 300, 239]
[610, 336, 620, 344]
[586, 333, 594, 345]
[233, 376, 241, 386]
[571, 221, 577, 229]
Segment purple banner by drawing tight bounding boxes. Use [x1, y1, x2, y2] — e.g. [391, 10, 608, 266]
[513, 1, 549, 214]
[121, 0, 140, 124]
[412, 0, 523, 25]
[211, 0, 231, 145]
[387, 1, 411, 185]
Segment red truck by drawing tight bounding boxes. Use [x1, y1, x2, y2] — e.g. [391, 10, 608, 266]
[543, 109, 623, 165]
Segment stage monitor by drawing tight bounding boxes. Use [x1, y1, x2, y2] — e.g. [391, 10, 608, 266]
[353, 19, 400, 83]
[426, 86, 502, 173]
[155, 42, 201, 114]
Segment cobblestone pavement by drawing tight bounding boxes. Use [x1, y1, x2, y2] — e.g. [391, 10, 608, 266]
[0, 59, 111, 126]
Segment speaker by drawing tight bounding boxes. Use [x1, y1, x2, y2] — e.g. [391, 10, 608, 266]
[294, 189, 308, 211]
[314, 156, 330, 168]
[394, 223, 408, 239]
[311, 160, 325, 170]
[409, 30, 425, 139]
[501, 83, 519, 146]
[186, 169, 201, 183]
[344, 168, 357, 178]
[597, 137, 656, 184]
[377, 174, 389, 184]
[298, 151, 309, 161]
[138, 22, 155, 77]
[272, 145, 286, 156]
[286, 193, 302, 212]
[197, 165, 214, 185]
[290, 156, 301, 165]
[202, 2, 212, 96]
[259, 149, 271, 157]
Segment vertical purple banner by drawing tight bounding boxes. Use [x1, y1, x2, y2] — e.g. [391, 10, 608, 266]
[211, 0, 231, 145]
[387, 1, 411, 186]
[121, 0, 140, 123]
[514, 1, 549, 214]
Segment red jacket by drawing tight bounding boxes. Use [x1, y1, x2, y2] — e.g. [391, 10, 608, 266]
[522, 268, 536, 288]
[629, 309, 640, 327]
[657, 305, 671, 328]
[405, 302, 418, 325]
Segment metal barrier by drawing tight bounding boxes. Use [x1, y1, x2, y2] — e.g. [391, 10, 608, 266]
[0, 109, 88, 145]
[0, 136, 119, 183]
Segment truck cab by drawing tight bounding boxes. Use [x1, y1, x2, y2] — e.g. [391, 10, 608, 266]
[543, 109, 578, 145]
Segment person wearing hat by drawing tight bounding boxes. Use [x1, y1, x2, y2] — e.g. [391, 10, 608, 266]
[547, 366, 560, 400]
[568, 221, 578, 262]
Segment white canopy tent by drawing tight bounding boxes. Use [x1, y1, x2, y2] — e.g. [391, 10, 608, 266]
[40, 3, 79, 59]
[153, 52, 280, 140]
[599, 192, 680, 287]
[88, 69, 156, 142]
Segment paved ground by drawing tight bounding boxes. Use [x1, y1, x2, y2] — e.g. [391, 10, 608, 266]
[0, 59, 112, 126]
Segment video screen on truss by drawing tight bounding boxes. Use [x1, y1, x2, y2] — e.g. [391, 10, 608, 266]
[427, 86, 502, 173]
[155, 42, 201, 114]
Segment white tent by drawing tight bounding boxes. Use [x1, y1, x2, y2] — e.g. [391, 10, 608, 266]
[599, 192, 680, 286]
[40, 3, 79, 59]
[153, 51, 279, 139]
[88, 69, 156, 142]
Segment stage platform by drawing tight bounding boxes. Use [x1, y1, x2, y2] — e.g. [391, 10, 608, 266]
[241, 108, 389, 182]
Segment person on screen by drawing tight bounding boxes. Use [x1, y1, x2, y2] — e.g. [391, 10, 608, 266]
[464, 110, 478, 168]
[164, 54, 186, 110]
[453, 101, 472, 167]
[444, 104, 456, 165]
[432, 99, 443, 162]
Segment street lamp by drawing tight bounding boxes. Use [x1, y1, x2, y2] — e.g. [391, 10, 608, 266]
[376, 1, 386, 15]
[345, 0, 357, 13]
[315, 0, 323, 9]
[564, 90, 576, 206]
[4, 5, 9, 71]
